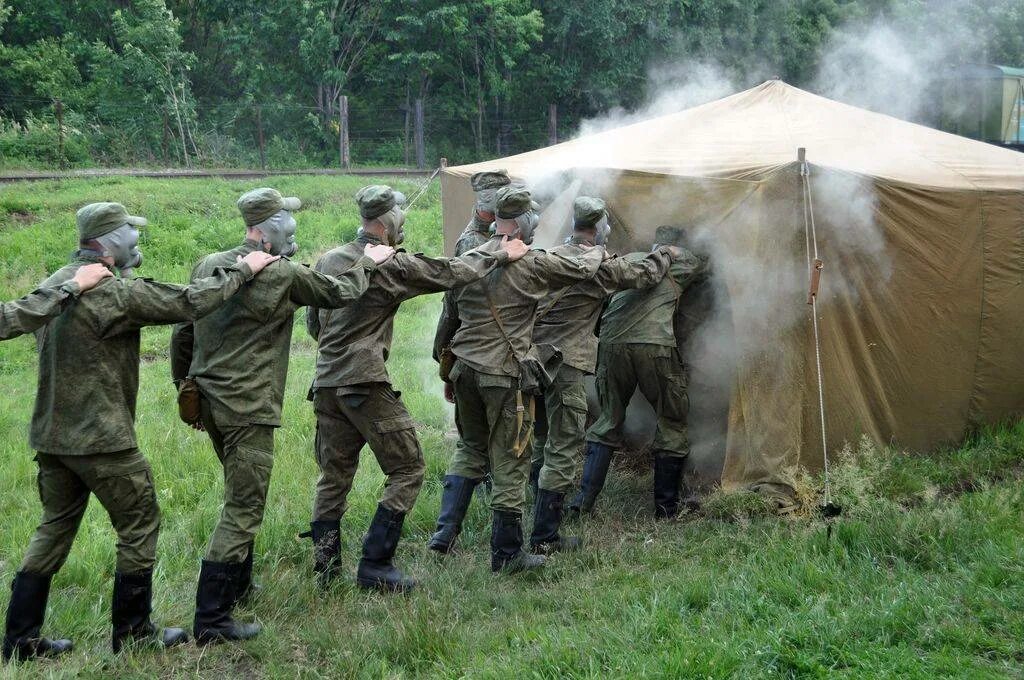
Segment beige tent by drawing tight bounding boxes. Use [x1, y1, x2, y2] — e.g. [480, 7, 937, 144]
[440, 79, 1024, 497]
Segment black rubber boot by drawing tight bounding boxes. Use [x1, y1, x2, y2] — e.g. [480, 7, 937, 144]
[356, 504, 416, 593]
[490, 510, 546, 573]
[567, 442, 613, 515]
[234, 543, 260, 605]
[653, 453, 687, 519]
[193, 560, 261, 646]
[427, 475, 479, 554]
[530, 489, 582, 554]
[2, 571, 73, 662]
[111, 571, 188, 653]
[300, 520, 342, 586]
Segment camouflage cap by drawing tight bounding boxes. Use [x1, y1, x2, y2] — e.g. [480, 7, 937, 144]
[495, 185, 536, 219]
[356, 185, 404, 220]
[470, 170, 511, 192]
[237, 188, 302, 227]
[654, 225, 688, 247]
[76, 202, 148, 242]
[573, 196, 607, 229]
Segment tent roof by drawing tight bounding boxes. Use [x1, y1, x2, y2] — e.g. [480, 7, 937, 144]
[448, 80, 1024, 191]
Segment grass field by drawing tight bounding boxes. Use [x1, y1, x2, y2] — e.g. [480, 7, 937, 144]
[0, 176, 1023, 679]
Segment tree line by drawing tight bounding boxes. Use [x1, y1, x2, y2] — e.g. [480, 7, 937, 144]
[1, 0, 1021, 169]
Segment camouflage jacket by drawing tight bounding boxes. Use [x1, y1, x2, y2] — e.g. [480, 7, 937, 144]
[31, 253, 254, 455]
[307, 234, 510, 391]
[440, 236, 605, 378]
[170, 239, 374, 427]
[599, 248, 708, 347]
[0, 280, 84, 340]
[533, 238, 674, 373]
[432, 215, 493, 361]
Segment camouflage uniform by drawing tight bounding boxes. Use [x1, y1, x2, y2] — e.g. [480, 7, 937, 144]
[5, 201, 252, 661]
[572, 230, 708, 518]
[170, 239, 375, 564]
[306, 223, 509, 588]
[429, 186, 605, 571]
[0, 283, 84, 339]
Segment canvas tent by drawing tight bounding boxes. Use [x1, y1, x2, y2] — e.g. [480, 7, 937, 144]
[440, 79, 1024, 499]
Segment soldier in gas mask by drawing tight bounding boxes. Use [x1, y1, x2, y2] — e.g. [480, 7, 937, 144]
[569, 225, 708, 519]
[170, 188, 395, 645]
[303, 185, 528, 592]
[3, 202, 279, 662]
[528, 197, 683, 553]
[428, 186, 609, 574]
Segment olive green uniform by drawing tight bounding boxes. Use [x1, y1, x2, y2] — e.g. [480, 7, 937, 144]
[531, 240, 674, 493]
[0, 282, 83, 339]
[439, 237, 604, 513]
[307, 235, 510, 520]
[586, 251, 707, 458]
[170, 240, 375, 563]
[20, 254, 255, 575]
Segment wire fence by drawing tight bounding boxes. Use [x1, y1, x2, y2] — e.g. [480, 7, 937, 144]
[0, 94, 571, 170]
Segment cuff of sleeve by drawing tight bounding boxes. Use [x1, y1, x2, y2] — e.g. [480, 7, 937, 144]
[358, 254, 377, 270]
[235, 261, 255, 281]
[59, 280, 82, 298]
[493, 249, 510, 264]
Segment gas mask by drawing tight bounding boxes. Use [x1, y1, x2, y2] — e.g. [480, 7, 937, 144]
[95, 224, 143, 277]
[376, 206, 406, 246]
[475, 188, 498, 218]
[513, 209, 540, 245]
[253, 210, 298, 257]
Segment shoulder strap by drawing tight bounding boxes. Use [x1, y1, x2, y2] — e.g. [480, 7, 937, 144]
[482, 285, 518, 362]
[536, 283, 575, 322]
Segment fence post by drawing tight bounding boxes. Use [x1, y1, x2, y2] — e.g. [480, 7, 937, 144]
[256, 105, 267, 170]
[548, 103, 558, 146]
[414, 98, 425, 169]
[339, 95, 350, 169]
[54, 98, 65, 169]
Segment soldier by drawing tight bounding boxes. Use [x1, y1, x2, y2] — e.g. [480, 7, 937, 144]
[428, 185, 607, 574]
[568, 225, 708, 519]
[529, 198, 682, 553]
[170, 188, 394, 645]
[303, 185, 528, 592]
[3, 202, 278, 662]
[433, 170, 511, 402]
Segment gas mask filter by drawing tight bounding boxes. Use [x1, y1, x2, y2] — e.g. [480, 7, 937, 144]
[254, 210, 298, 257]
[95, 224, 143, 277]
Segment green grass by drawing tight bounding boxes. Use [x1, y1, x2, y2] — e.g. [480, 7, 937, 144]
[1, 177, 1023, 678]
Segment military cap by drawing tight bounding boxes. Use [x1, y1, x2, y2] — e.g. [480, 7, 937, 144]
[76, 202, 148, 242]
[495, 185, 536, 219]
[356, 185, 405, 220]
[237, 188, 301, 227]
[573, 196, 607, 229]
[654, 225, 688, 247]
[470, 170, 511, 192]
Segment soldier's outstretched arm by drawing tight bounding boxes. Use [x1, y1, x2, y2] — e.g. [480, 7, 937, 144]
[288, 244, 392, 308]
[382, 236, 526, 303]
[0, 263, 113, 340]
[532, 244, 607, 290]
[596, 246, 676, 293]
[105, 252, 278, 335]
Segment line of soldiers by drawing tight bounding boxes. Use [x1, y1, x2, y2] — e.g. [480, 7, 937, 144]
[2, 173, 706, 662]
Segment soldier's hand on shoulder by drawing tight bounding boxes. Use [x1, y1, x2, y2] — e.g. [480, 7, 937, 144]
[238, 251, 281, 274]
[666, 245, 684, 259]
[365, 243, 396, 264]
[499, 234, 529, 261]
[72, 263, 114, 291]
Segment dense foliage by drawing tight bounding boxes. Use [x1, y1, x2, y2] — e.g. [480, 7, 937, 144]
[0, 0, 1021, 168]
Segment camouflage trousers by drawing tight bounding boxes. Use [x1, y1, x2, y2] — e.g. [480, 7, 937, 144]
[531, 365, 589, 494]
[446, 361, 534, 514]
[311, 383, 425, 520]
[586, 343, 690, 458]
[20, 449, 160, 575]
[200, 396, 275, 564]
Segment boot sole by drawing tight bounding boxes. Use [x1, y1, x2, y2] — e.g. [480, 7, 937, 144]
[356, 578, 416, 593]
